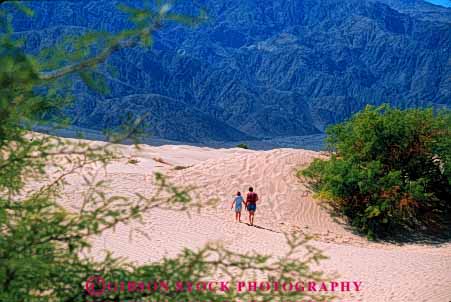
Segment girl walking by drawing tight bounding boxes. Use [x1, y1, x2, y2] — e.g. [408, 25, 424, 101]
[231, 192, 244, 222]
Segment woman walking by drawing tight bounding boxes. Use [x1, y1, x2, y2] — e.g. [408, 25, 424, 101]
[246, 187, 259, 226]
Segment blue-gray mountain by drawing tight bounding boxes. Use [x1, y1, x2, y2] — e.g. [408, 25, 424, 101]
[15, 0, 451, 142]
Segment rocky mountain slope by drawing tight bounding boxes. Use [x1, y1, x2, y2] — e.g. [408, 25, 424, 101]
[14, 0, 451, 142]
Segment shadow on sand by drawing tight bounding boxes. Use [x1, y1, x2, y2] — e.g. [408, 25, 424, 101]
[299, 181, 451, 246]
[242, 222, 281, 233]
[382, 222, 451, 246]
[325, 203, 451, 245]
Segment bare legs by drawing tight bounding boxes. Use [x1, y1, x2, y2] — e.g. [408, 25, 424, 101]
[235, 211, 242, 222]
[248, 211, 255, 226]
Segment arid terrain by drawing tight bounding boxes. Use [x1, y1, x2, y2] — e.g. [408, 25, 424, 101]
[35, 137, 451, 302]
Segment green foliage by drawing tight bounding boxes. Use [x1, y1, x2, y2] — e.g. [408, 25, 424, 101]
[236, 143, 249, 149]
[301, 105, 451, 239]
[0, 1, 330, 301]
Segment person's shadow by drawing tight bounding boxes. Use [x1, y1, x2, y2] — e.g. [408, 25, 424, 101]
[243, 222, 281, 233]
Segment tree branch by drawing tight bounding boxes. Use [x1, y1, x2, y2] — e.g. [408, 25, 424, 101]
[38, 27, 152, 81]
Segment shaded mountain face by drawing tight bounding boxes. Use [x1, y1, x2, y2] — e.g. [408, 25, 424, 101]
[14, 0, 451, 142]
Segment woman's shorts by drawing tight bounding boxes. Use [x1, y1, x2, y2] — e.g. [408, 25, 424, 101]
[247, 204, 256, 212]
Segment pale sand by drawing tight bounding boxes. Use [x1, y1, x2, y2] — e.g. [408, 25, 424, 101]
[43, 139, 451, 302]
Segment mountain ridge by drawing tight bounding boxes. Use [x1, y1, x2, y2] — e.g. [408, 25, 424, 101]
[14, 0, 451, 142]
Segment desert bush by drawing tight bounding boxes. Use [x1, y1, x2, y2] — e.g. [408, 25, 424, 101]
[301, 105, 451, 239]
[236, 143, 249, 149]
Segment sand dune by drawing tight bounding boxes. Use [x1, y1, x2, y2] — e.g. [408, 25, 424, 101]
[47, 141, 451, 302]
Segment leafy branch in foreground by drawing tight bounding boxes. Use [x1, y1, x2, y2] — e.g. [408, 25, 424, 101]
[300, 105, 451, 239]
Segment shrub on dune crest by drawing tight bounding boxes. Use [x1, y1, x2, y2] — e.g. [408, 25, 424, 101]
[236, 143, 249, 149]
[301, 105, 451, 239]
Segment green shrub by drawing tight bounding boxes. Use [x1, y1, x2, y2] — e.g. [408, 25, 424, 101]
[301, 105, 451, 239]
[236, 143, 249, 149]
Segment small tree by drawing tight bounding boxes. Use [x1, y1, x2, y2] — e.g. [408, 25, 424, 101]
[301, 105, 451, 239]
